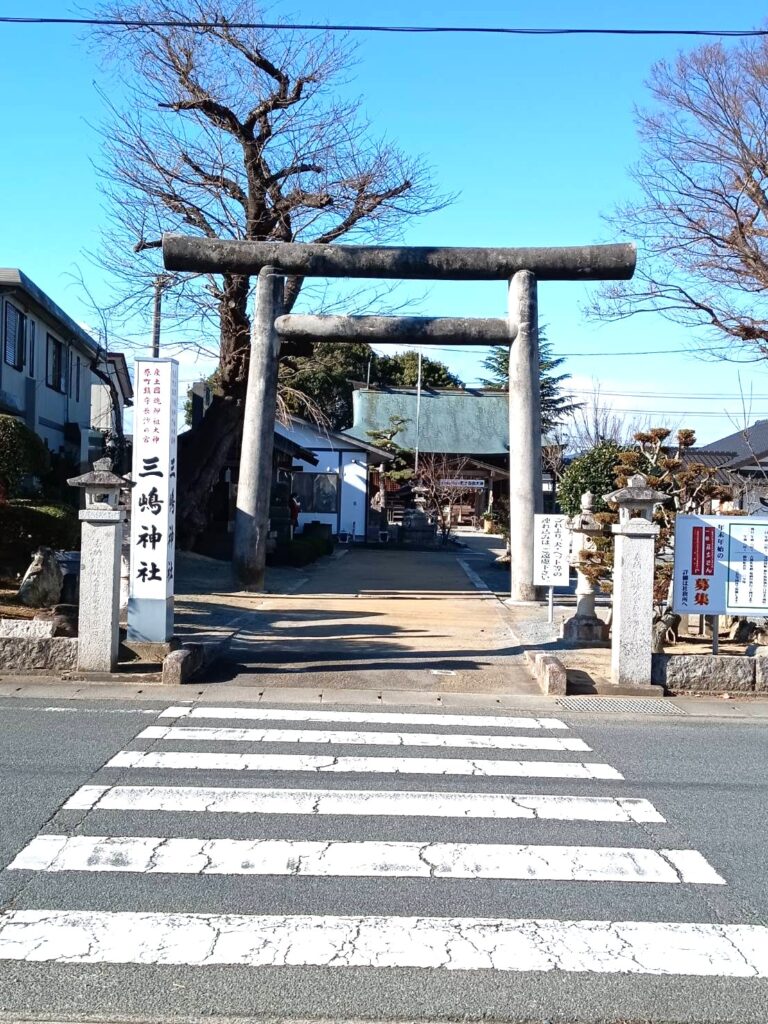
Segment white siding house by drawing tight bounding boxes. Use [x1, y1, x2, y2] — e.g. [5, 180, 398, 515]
[0, 269, 132, 464]
[274, 417, 391, 539]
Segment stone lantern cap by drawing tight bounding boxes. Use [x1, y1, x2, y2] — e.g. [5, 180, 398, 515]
[68, 457, 134, 511]
[603, 472, 666, 524]
[67, 457, 127, 490]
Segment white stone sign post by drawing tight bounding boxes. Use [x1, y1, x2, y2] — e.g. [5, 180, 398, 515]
[128, 358, 179, 643]
[604, 474, 666, 689]
[533, 513, 570, 623]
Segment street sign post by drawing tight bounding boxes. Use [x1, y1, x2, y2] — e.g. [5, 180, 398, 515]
[533, 514, 570, 622]
[127, 358, 179, 643]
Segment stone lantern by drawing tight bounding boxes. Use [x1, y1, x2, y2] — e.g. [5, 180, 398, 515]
[603, 472, 667, 689]
[68, 457, 132, 672]
[561, 491, 609, 643]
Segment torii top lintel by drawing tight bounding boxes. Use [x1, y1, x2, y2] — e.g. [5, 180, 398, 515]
[162, 234, 636, 282]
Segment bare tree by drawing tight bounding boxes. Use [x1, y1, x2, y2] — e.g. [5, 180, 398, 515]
[592, 38, 768, 357]
[566, 383, 667, 452]
[416, 454, 472, 541]
[89, 1, 448, 543]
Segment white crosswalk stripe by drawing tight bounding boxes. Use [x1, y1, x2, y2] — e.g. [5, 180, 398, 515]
[159, 706, 569, 729]
[8, 834, 725, 884]
[62, 784, 666, 821]
[106, 749, 622, 778]
[104, 746, 625, 777]
[1, 910, 765, 976]
[0, 702, 739, 979]
[139, 725, 591, 751]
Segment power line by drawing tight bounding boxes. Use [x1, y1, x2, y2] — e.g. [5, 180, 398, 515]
[387, 343, 760, 360]
[567, 388, 768, 400]
[0, 17, 766, 37]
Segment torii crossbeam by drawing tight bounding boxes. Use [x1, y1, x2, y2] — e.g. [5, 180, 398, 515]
[163, 234, 636, 599]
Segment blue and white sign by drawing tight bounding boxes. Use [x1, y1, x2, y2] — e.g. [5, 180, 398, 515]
[673, 514, 768, 616]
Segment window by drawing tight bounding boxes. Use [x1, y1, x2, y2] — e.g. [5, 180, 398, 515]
[3, 302, 26, 370]
[292, 472, 339, 514]
[27, 321, 36, 378]
[75, 356, 81, 401]
[46, 333, 67, 393]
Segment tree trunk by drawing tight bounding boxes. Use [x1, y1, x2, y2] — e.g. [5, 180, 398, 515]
[176, 394, 243, 548]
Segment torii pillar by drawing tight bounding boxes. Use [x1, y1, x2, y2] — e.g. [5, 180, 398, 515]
[508, 270, 542, 601]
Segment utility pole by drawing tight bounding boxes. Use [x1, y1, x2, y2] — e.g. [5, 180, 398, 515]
[151, 276, 164, 358]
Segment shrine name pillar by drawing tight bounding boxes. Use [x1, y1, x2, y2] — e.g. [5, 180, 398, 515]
[508, 269, 543, 601]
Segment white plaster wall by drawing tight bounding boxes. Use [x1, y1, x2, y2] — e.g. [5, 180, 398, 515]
[2, 296, 98, 453]
[340, 452, 367, 537]
[276, 419, 377, 538]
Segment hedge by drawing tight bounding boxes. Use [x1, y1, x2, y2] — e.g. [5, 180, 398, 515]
[0, 415, 49, 498]
[267, 535, 334, 568]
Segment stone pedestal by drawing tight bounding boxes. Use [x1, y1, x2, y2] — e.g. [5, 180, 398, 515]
[77, 507, 125, 672]
[610, 518, 659, 687]
[562, 491, 608, 644]
[603, 474, 666, 689]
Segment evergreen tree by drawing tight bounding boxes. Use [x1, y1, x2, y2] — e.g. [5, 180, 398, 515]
[480, 332, 582, 433]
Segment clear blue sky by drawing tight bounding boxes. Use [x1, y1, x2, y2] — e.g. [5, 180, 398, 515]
[1, 1, 767, 443]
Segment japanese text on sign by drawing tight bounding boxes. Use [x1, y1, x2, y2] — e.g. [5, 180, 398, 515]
[673, 514, 768, 615]
[129, 359, 179, 603]
[533, 514, 570, 587]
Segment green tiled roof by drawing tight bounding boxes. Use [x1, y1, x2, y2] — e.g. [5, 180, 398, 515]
[349, 388, 511, 455]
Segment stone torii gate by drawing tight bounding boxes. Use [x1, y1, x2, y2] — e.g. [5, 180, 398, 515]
[163, 235, 636, 600]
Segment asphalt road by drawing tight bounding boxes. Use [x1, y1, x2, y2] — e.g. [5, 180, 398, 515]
[0, 694, 766, 1024]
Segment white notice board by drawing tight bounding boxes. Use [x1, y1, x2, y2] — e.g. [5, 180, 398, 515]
[533, 514, 570, 587]
[673, 514, 768, 615]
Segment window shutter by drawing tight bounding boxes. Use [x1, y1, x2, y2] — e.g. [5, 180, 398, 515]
[27, 322, 35, 377]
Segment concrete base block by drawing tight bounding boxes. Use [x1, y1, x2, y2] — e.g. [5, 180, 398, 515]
[536, 653, 567, 695]
[0, 637, 78, 672]
[122, 638, 181, 664]
[754, 653, 768, 692]
[653, 653, 755, 692]
[162, 645, 205, 686]
[0, 619, 54, 638]
[561, 614, 609, 644]
[161, 632, 235, 685]
[523, 650, 567, 695]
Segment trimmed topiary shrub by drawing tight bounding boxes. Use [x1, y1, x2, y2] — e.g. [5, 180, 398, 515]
[557, 441, 626, 518]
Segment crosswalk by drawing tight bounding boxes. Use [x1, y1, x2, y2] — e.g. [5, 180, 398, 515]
[1, 702, 767, 978]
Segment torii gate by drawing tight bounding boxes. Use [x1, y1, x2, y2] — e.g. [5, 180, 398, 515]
[163, 235, 636, 600]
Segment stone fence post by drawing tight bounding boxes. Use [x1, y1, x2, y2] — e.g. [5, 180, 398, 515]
[603, 474, 666, 689]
